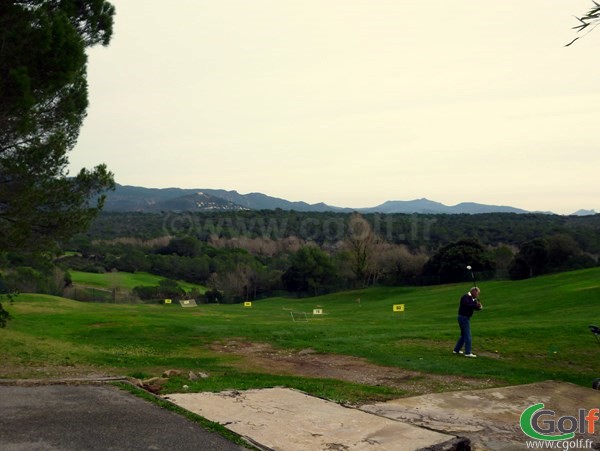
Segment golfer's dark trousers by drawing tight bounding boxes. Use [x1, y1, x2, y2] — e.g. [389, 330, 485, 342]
[454, 315, 472, 354]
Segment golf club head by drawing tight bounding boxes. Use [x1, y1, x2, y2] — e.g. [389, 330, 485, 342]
[466, 265, 477, 287]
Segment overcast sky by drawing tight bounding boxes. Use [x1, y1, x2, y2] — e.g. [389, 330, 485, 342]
[70, 1, 600, 214]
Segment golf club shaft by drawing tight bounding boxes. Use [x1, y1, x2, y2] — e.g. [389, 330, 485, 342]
[470, 270, 482, 305]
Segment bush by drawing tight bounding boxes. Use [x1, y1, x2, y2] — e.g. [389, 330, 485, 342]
[132, 279, 185, 301]
[4, 267, 68, 295]
[204, 288, 224, 304]
[0, 301, 12, 328]
[422, 238, 495, 284]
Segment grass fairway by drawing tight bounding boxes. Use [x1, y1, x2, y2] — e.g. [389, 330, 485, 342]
[69, 270, 206, 293]
[1, 268, 599, 403]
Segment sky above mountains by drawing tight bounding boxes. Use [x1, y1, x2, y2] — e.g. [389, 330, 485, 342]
[70, 0, 600, 215]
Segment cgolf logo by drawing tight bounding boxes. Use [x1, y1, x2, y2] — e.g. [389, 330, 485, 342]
[520, 403, 599, 441]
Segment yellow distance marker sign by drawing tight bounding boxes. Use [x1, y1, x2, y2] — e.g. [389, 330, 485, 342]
[164, 299, 172, 304]
[393, 304, 405, 312]
[244, 302, 252, 307]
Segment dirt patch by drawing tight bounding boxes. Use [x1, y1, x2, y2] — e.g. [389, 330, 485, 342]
[210, 340, 500, 397]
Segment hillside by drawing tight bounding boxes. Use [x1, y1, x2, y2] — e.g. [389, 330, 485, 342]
[103, 185, 342, 213]
[103, 184, 538, 214]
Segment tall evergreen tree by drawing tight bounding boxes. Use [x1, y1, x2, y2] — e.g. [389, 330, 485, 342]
[0, 1, 115, 252]
[567, 0, 600, 46]
[0, 1, 115, 325]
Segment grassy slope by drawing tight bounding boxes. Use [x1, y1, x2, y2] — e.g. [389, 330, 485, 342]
[2, 268, 599, 401]
[69, 270, 206, 293]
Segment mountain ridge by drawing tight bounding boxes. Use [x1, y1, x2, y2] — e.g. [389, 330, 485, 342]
[102, 184, 573, 215]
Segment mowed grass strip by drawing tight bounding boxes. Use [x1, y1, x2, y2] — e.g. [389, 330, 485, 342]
[1, 268, 599, 401]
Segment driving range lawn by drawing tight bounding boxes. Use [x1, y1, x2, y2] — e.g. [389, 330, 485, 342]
[1, 268, 599, 403]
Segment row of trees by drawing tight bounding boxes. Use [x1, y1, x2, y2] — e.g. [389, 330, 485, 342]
[49, 212, 599, 303]
[59, 210, 600, 299]
[58, 213, 441, 299]
[508, 236, 597, 279]
[86, 210, 600, 255]
[2, 206, 598, 306]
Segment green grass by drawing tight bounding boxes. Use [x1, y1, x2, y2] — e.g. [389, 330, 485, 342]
[2, 268, 600, 403]
[69, 270, 207, 293]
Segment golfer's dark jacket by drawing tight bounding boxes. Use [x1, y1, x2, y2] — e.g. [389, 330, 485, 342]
[458, 293, 482, 318]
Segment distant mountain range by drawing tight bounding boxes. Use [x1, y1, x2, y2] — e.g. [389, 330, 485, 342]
[101, 184, 592, 215]
[571, 209, 597, 216]
[103, 185, 337, 213]
[356, 199, 530, 215]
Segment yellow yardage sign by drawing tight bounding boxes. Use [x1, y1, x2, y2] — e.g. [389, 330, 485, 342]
[393, 304, 405, 312]
[244, 302, 252, 307]
[164, 299, 172, 304]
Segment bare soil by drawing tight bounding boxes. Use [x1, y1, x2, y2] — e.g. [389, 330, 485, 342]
[2, 339, 500, 397]
[0, 363, 116, 381]
[210, 339, 500, 398]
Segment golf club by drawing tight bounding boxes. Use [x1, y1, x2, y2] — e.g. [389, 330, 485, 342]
[466, 265, 477, 288]
[467, 265, 483, 309]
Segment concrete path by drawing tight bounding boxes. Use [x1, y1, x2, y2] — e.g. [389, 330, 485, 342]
[166, 387, 462, 450]
[167, 382, 600, 451]
[3, 380, 598, 450]
[361, 381, 600, 450]
[0, 384, 246, 451]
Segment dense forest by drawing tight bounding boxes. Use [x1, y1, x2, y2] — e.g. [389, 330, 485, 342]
[51, 212, 600, 299]
[2, 210, 598, 304]
[85, 210, 600, 251]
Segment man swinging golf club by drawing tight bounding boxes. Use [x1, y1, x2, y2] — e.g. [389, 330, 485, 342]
[453, 266, 483, 358]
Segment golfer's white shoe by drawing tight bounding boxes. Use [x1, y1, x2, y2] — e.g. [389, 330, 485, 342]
[452, 350, 463, 354]
[464, 353, 477, 358]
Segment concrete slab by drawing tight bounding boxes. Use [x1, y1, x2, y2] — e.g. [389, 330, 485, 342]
[360, 381, 600, 450]
[166, 387, 460, 451]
